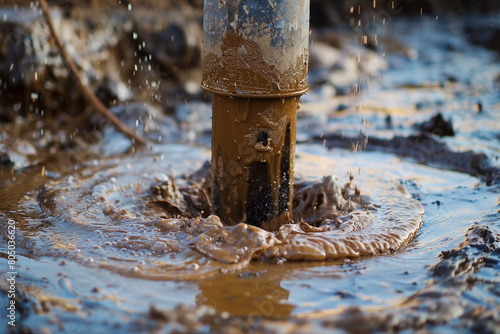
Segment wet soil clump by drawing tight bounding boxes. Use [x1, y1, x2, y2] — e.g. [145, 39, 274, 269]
[419, 112, 455, 137]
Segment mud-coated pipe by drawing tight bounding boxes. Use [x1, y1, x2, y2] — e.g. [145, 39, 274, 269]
[202, 0, 310, 231]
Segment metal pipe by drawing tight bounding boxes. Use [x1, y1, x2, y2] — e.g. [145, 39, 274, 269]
[202, 0, 310, 231]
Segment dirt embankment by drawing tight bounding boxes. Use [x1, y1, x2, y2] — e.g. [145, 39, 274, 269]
[0, 0, 202, 10]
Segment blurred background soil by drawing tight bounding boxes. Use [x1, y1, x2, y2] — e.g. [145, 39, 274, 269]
[0, 1, 500, 333]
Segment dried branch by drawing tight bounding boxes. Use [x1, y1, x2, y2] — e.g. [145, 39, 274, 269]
[39, 0, 147, 146]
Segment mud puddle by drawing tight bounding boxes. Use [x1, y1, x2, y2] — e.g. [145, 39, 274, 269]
[0, 142, 498, 333]
[1, 12, 500, 334]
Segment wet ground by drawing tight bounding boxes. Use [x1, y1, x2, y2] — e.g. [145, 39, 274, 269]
[1, 7, 500, 334]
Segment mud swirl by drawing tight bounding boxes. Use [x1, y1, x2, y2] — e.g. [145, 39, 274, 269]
[194, 190, 423, 263]
[7, 157, 424, 281]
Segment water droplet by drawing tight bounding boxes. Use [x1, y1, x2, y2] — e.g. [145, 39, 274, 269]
[152, 241, 167, 251]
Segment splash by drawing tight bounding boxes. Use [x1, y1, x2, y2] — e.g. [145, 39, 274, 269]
[11, 159, 424, 281]
[193, 177, 423, 263]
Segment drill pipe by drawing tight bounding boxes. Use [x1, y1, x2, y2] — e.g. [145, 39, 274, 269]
[202, 0, 310, 231]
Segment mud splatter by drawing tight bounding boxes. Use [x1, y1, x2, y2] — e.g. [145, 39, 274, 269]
[3, 157, 423, 283]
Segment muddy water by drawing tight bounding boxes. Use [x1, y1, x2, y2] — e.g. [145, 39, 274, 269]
[0, 143, 496, 332]
[0, 142, 422, 277]
[1, 14, 500, 334]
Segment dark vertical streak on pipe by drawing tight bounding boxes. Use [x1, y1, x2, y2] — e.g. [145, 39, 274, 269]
[212, 145, 221, 218]
[245, 162, 272, 228]
[279, 122, 291, 214]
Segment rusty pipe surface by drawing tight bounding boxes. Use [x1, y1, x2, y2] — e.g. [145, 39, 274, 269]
[202, 0, 310, 231]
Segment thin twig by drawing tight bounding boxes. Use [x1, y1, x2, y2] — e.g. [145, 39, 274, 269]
[39, 0, 147, 146]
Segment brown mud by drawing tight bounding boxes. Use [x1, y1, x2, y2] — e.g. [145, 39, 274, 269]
[0, 3, 499, 334]
[0, 150, 422, 279]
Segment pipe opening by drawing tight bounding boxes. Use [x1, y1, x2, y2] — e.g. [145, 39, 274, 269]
[257, 131, 269, 147]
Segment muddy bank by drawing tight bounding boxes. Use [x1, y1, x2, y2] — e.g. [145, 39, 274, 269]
[0, 4, 203, 121]
[2, 1, 497, 122]
[0, 0, 203, 10]
[312, 132, 500, 185]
